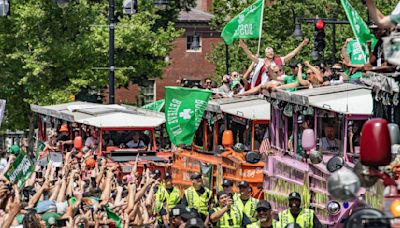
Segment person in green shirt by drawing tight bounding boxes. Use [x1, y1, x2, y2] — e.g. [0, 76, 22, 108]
[288, 115, 311, 158]
[282, 61, 307, 92]
[342, 38, 370, 81]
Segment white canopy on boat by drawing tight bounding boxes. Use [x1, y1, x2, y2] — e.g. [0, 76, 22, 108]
[30, 101, 165, 129]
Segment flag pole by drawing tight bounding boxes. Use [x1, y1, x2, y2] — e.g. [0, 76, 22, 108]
[256, 0, 265, 56]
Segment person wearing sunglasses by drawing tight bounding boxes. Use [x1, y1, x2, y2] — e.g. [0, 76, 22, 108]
[209, 191, 252, 228]
[277, 62, 322, 91]
[247, 200, 275, 228]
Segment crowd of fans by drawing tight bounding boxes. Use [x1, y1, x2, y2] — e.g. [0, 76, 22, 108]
[0, 141, 322, 228]
[177, 15, 397, 98]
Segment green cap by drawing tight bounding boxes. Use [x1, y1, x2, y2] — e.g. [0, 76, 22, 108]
[41, 212, 61, 227]
[8, 145, 20, 155]
[230, 78, 241, 90]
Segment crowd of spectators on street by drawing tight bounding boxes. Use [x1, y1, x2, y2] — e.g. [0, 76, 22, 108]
[0, 139, 322, 228]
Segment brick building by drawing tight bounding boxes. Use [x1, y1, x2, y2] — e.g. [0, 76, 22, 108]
[111, 0, 221, 105]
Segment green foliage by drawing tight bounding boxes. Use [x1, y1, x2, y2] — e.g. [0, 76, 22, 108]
[208, 0, 397, 78]
[0, 0, 192, 130]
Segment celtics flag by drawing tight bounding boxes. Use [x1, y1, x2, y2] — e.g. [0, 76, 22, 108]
[105, 205, 122, 228]
[341, 0, 376, 63]
[5, 152, 34, 189]
[221, 0, 264, 45]
[165, 87, 212, 146]
[141, 99, 165, 112]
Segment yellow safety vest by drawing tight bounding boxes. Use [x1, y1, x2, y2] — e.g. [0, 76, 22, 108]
[246, 220, 278, 228]
[212, 206, 243, 228]
[184, 186, 212, 216]
[155, 185, 167, 213]
[165, 187, 181, 210]
[234, 196, 259, 222]
[276, 209, 314, 228]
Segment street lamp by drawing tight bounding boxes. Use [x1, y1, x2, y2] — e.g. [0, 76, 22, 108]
[123, 0, 137, 15]
[0, 0, 10, 16]
[55, 0, 166, 104]
[54, 0, 70, 9]
[293, 21, 304, 41]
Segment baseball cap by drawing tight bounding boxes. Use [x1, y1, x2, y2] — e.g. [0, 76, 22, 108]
[256, 200, 272, 210]
[217, 191, 232, 200]
[288, 192, 301, 201]
[165, 172, 172, 180]
[185, 217, 205, 228]
[153, 169, 161, 179]
[297, 115, 305, 124]
[369, 23, 379, 30]
[36, 200, 56, 214]
[8, 145, 20, 155]
[222, 179, 233, 187]
[190, 172, 202, 180]
[238, 180, 249, 188]
[290, 60, 300, 68]
[41, 212, 61, 227]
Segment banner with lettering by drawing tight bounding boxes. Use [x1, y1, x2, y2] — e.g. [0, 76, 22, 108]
[165, 87, 211, 146]
[5, 152, 34, 189]
[221, 0, 264, 45]
[341, 0, 377, 64]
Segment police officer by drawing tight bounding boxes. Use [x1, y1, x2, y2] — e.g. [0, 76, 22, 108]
[183, 172, 213, 221]
[210, 191, 252, 227]
[169, 205, 192, 228]
[164, 173, 181, 210]
[234, 181, 258, 222]
[276, 192, 323, 228]
[248, 200, 275, 228]
[214, 179, 236, 206]
[153, 170, 169, 227]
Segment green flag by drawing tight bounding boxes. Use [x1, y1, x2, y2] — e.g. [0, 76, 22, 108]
[4, 152, 34, 189]
[165, 87, 212, 146]
[341, 0, 377, 63]
[105, 205, 122, 228]
[36, 140, 45, 158]
[141, 99, 165, 112]
[221, 0, 264, 45]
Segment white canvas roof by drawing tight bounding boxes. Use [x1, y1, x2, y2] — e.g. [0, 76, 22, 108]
[78, 112, 165, 128]
[207, 96, 271, 121]
[31, 101, 165, 129]
[220, 99, 271, 121]
[264, 84, 373, 115]
[307, 88, 373, 115]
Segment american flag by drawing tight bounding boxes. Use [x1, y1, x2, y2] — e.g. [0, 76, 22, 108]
[259, 138, 271, 155]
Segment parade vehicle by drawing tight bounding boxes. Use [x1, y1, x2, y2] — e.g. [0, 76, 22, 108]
[30, 101, 171, 175]
[171, 95, 270, 197]
[262, 83, 385, 227]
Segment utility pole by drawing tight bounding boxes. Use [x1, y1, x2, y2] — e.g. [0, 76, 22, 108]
[108, 0, 115, 104]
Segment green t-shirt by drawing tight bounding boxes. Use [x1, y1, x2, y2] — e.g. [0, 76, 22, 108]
[283, 73, 307, 92]
[345, 40, 369, 79]
[289, 132, 303, 156]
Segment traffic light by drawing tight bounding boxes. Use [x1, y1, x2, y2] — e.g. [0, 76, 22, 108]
[313, 19, 326, 52]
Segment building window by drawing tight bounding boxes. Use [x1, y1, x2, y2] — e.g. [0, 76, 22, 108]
[140, 80, 155, 105]
[186, 34, 202, 52]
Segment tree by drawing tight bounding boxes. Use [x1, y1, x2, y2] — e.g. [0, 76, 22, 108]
[208, 0, 397, 79]
[0, 0, 194, 130]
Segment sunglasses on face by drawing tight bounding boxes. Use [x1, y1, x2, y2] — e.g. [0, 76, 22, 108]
[306, 72, 314, 75]
[257, 208, 270, 213]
